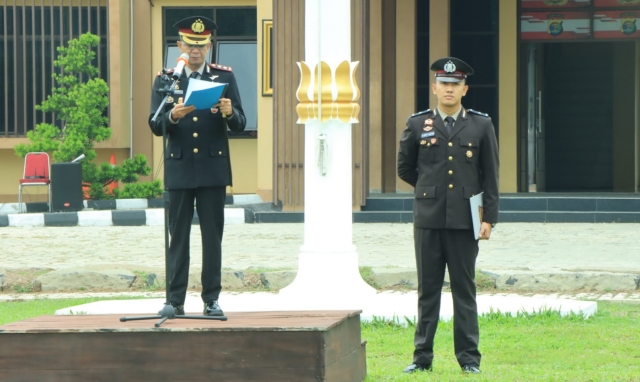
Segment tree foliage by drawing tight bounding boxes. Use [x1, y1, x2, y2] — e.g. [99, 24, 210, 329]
[15, 33, 161, 199]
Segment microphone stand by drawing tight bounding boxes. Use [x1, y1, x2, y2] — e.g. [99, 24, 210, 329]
[120, 70, 228, 327]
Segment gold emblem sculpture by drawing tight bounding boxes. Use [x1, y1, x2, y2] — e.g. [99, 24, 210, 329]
[296, 60, 361, 123]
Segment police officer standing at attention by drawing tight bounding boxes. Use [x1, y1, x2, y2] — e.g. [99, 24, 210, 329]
[148, 16, 246, 317]
[397, 57, 499, 374]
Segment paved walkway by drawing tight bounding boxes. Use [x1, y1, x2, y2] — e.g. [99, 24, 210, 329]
[2, 222, 639, 319]
[1, 222, 639, 273]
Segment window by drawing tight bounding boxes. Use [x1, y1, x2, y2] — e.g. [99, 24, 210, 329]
[0, 4, 109, 137]
[217, 41, 257, 131]
[451, 0, 499, 136]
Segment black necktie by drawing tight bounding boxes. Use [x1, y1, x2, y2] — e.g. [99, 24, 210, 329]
[189, 71, 199, 79]
[445, 116, 454, 136]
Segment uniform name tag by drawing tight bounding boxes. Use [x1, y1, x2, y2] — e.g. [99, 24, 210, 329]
[421, 132, 435, 138]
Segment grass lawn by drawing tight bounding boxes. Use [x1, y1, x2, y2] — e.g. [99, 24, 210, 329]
[363, 301, 640, 381]
[1, 298, 638, 381]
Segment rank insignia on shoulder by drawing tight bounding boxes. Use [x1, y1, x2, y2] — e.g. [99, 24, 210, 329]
[467, 109, 489, 118]
[209, 63, 232, 72]
[411, 109, 432, 118]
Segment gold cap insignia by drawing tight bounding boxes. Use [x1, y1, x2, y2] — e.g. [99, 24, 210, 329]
[192, 19, 205, 33]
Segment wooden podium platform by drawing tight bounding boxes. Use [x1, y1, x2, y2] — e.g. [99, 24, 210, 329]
[0, 310, 366, 382]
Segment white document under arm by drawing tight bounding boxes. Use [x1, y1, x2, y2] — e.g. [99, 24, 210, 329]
[470, 192, 484, 240]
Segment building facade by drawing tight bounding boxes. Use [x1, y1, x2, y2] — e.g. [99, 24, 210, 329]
[1, 0, 638, 207]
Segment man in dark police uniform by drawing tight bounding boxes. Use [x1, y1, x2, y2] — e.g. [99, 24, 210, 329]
[148, 16, 246, 317]
[397, 57, 499, 375]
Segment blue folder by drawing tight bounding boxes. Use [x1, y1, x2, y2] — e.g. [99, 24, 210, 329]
[184, 79, 228, 110]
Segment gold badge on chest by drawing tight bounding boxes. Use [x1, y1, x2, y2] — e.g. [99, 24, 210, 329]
[466, 150, 473, 158]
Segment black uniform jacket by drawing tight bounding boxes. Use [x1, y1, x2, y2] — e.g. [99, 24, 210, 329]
[148, 63, 246, 190]
[397, 108, 499, 229]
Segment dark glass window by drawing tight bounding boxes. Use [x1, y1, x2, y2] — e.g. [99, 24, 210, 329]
[451, 35, 498, 85]
[217, 8, 257, 37]
[0, 5, 108, 137]
[451, 0, 499, 33]
[451, 0, 499, 136]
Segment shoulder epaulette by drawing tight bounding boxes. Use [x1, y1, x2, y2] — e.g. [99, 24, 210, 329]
[209, 63, 233, 72]
[157, 68, 175, 77]
[467, 109, 489, 118]
[410, 109, 432, 118]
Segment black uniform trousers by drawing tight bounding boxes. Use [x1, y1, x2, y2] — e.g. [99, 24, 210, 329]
[413, 228, 481, 367]
[168, 186, 226, 305]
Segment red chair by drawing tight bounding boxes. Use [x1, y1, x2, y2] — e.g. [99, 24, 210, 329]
[18, 152, 52, 213]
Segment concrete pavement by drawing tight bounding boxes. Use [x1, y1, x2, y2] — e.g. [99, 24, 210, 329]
[0, 223, 640, 319]
[1, 222, 639, 294]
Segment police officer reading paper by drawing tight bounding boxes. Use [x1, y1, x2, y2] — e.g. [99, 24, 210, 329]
[397, 57, 499, 375]
[148, 16, 246, 317]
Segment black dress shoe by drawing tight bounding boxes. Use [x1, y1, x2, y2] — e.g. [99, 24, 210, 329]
[173, 305, 185, 315]
[462, 364, 481, 374]
[204, 301, 224, 316]
[158, 303, 184, 316]
[403, 363, 432, 373]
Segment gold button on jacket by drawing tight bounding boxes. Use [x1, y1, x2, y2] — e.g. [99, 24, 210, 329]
[193, 132, 198, 138]
[193, 148, 199, 153]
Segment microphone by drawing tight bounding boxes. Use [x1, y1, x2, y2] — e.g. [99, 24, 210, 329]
[172, 53, 190, 79]
[71, 154, 85, 162]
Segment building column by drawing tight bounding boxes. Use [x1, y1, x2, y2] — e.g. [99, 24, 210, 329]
[499, 0, 518, 193]
[636, 41, 640, 192]
[428, 0, 450, 110]
[394, 0, 416, 193]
